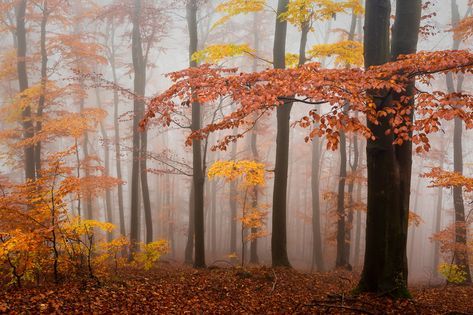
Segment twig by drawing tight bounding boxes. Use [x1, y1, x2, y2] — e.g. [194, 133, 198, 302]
[270, 269, 278, 294]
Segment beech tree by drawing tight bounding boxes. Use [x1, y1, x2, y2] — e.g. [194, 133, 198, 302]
[144, 24, 473, 301]
[15, 0, 35, 182]
[357, 0, 422, 296]
[187, 0, 206, 268]
[446, 0, 472, 284]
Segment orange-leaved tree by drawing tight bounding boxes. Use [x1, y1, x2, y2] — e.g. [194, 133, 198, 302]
[143, 47, 473, 294]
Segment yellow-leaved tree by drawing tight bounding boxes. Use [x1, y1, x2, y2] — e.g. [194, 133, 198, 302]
[208, 160, 268, 266]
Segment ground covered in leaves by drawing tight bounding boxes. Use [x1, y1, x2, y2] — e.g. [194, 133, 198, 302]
[0, 265, 472, 314]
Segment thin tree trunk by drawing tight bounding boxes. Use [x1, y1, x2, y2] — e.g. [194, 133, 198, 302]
[408, 166, 422, 271]
[95, 89, 113, 241]
[353, 168, 363, 268]
[15, 0, 35, 182]
[129, 0, 145, 256]
[229, 134, 238, 255]
[140, 131, 153, 244]
[249, 12, 260, 265]
[211, 179, 217, 258]
[343, 10, 359, 268]
[447, 0, 471, 284]
[249, 129, 260, 264]
[35, 1, 49, 178]
[311, 136, 325, 272]
[108, 19, 126, 236]
[433, 186, 443, 277]
[184, 185, 195, 264]
[336, 131, 348, 268]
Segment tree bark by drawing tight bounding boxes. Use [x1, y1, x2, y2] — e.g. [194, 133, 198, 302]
[184, 185, 195, 264]
[35, 1, 49, 178]
[108, 19, 126, 236]
[95, 89, 113, 242]
[187, 0, 206, 268]
[432, 186, 442, 278]
[15, 0, 35, 182]
[343, 10, 359, 268]
[271, 0, 291, 268]
[129, 0, 146, 256]
[358, 0, 421, 296]
[311, 136, 325, 272]
[229, 135, 238, 255]
[447, 0, 472, 284]
[140, 130, 153, 244]
[336, 131, 348, 268]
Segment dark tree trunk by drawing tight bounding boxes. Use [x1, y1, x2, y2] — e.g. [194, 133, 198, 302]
[229, 137, 238, 255]
[311, 136, 325, 271]
[452, 116, 471, 282]
[15, 0, 35, 182]
[353, 169, 363, 268]
[447, 0, 472, 284]
[336, 131, 348, 268]
[358, 0, 421, 296]
[187, 0, 206, 268]
[184, 185, 195, 264]
[271, 0, 291, 268]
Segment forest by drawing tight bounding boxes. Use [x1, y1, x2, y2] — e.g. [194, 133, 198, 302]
[1, 0, 473, 313]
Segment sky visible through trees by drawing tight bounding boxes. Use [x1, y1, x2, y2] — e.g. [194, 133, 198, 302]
[1, 0, 473, 313]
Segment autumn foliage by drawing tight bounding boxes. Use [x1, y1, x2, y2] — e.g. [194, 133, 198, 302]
[143, 50, 473, 153]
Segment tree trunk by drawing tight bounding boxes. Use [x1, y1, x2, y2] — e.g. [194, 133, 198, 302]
[408, 166, 422, 271]
[140, 131, 153, 244]
[336, 131, 348, 268]
[249, 12, 260, 265]
[108, 19, 126, 236]
[432, 186, 442, 278]
[210, 178, 217, 258]
[343, 10, 359, 268]
[447, 0, 472, 284]
[353, 169, 363, 268]
[271, 0, 291, 268]
[187, 0, 206, 268]
[452, 115, 471, 282]
[129, 0, 145, 256]
[15, 0, 35, 182]
[358, 0, 421, 296]
[35, 1, 49, 178]
[184, 185, 195, 264]
[95, 89, 113, 242]
[311, 136, 325, 272]
[229, 136, 238, 255]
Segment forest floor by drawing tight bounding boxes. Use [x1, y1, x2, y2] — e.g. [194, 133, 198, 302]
[0, 264, 472, 314]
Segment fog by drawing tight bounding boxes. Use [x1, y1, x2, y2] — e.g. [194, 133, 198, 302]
[1, 0, 472, 287]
